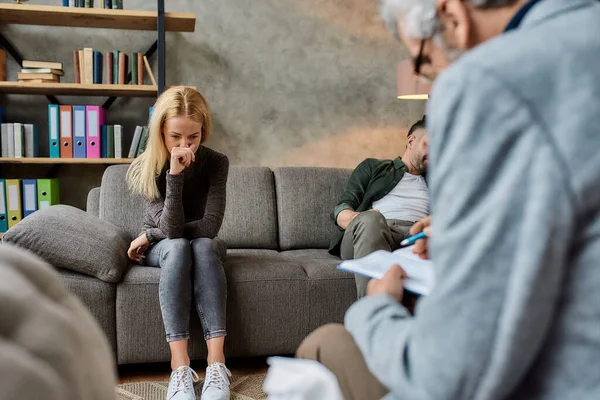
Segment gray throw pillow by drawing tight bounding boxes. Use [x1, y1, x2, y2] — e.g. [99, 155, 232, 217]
[3, 205, 130, 283]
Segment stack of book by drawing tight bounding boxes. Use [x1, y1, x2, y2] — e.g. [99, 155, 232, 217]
[18, 60, 64, 84]
[62, 0, 124, 9]
[73, 48, 153, 85]
[0, 179, 60, 233]
[0, 123, 40, 158]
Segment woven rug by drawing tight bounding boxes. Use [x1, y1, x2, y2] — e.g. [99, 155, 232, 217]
[116, 373, 267, 400]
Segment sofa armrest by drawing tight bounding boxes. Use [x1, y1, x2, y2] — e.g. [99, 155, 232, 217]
[87, 187, 101, 217]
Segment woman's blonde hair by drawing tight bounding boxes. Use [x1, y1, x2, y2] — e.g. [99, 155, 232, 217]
[126, 86, 211, 200]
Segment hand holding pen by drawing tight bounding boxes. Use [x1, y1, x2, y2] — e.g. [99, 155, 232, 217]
[405, 216, 431, 260]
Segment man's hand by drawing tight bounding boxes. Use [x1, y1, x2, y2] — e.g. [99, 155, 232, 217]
[367, 264, 408, 301]
[337, 209, 380, 230]
[170, 144, 197, 175]
[127, 233, 150, 262]
[336, 209, 360, 230]
[409, 216, 431, 260]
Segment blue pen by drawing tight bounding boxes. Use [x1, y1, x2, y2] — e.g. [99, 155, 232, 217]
[400, 231, 427, 247]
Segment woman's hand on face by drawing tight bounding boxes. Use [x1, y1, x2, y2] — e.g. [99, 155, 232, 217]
[169, 144, 197, 175]
[127, 233, 150, 262]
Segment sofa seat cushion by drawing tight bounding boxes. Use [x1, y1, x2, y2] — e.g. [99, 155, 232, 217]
[280, 250, 356, 333]
[115, 250, 310, 364]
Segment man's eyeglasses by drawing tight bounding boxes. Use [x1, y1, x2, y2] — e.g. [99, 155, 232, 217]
[413, 39, 429, 77]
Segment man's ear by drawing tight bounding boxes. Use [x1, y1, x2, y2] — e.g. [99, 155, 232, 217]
[439, 0, 471, 50]
[406, 135, 415, 150]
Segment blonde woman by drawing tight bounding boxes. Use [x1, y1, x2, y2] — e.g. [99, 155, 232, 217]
[126, 87, 231, 400]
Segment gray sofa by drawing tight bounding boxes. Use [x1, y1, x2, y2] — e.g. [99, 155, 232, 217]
[59, 164, 356, 365]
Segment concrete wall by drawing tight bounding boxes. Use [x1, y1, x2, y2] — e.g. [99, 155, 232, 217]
[0, 0, 426, 209]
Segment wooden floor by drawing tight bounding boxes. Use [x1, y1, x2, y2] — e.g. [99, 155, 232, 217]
[118, 357, 270, 384]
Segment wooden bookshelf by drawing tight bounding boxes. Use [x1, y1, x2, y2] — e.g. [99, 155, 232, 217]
[0, 3, 195, 32]
[0, 82, 197, 97]
[0, 82, 160, 97]
[0, 158, 135, 164]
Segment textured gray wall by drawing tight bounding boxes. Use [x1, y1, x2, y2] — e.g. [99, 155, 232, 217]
[0, 0, 425, 209]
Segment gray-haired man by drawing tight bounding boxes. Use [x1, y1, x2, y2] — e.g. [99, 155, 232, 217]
[298, 1, 600, 399]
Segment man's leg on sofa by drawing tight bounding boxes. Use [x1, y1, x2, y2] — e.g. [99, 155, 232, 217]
[296, 323, 389, 400]
[340, 212, 411, 298]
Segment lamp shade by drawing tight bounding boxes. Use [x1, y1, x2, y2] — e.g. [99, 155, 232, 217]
[397, 60, 431, 100]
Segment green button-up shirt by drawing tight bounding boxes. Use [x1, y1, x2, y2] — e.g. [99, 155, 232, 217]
[329, 157, 408, 255]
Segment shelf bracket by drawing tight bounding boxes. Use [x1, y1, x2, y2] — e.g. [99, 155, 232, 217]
[0, 32, 60, 105]
[157, 0, 166, 96]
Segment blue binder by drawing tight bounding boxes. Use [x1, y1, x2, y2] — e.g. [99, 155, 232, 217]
[22, 179, 38, 218]
[73, 105, 87, 158]
[0, 179, 7, 233]
[48, 104, 60, 158]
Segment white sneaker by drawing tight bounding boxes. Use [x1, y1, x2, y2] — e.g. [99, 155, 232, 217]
[201, 362, 232, 400]
[167, 365, 199, 400]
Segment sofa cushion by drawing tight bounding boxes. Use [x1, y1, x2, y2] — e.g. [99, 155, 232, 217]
[3, 205, 130, 283]
[275, 167, 352, 250]
[58, 269, 117, 354]
[115, 250, 308, 363]
[218, 166, 278, 249]
[99, 165, 145, 241]
[99, 165, 279, 249]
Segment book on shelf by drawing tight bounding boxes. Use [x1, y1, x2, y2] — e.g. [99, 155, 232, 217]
[137, 53, 144, 86]
[84, 48, 94, 85]
[0, 49, 6, 82]
[59, 106, 73, 158]
[24, 124, 40, 158]
[93, 51, 103, 84]
[114, 125, 123, 158]
[17, 73, 60, 82]
[106, 51, 113, 85]
[143, 56, 157, 86]
[13, 123, 23, 158]
[22, 60, 63, 70]
[130, 52, 138, 85]
[78, 50, 84, 83]
[20, 68, 64, 76]
[118, 52, 128, 84]
[73, 50, 81, 84]
[128, 125, 143, 158]
[136, 126, 149, 156]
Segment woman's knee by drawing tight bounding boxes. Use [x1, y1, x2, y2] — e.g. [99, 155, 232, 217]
[191, 237, 226, 260]
[160, 238, 192, 266]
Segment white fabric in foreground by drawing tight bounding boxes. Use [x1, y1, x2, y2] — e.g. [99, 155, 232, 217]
[264, 357, 343, 400]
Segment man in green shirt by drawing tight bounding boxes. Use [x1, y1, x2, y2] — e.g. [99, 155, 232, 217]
[329, 117, 429, 298]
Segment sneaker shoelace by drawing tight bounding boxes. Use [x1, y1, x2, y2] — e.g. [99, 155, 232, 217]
[204, 362, 231, 392]
[172, 366, 200, 393]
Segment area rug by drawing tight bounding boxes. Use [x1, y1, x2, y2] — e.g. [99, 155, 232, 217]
[116, 373, 267, 400]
